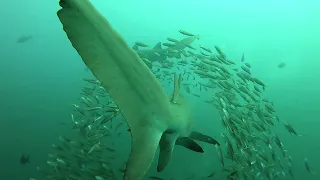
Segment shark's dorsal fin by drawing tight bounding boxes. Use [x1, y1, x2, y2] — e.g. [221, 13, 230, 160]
[153, 42, 162, 49]
[56, 0, 171, 180]
[170, 73, 182, 104]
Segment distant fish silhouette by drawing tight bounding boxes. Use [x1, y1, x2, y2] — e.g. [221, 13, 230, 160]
[16, 35, 33, 43]
[241, 53, 245, 62]
[278, 62, 286, 68]
[20, 154, 30, 165]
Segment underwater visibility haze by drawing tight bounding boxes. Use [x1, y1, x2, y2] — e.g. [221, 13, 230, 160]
[0, 0, 319, 180]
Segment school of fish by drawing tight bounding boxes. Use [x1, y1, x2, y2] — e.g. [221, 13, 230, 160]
[30, 29, 318, 180]
[29, 0, 316, 180]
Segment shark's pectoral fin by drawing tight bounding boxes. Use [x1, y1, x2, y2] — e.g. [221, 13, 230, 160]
[157, 134, 176, 172]
[175, 137, 204, 153]
[189, 131, 220, 146]
[125, 126, 163, 180]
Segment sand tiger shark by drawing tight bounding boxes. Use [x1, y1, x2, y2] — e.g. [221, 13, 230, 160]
[56, 0, 219, 180]
[134, 42, 167, 63]
[133, 36, 199, 63]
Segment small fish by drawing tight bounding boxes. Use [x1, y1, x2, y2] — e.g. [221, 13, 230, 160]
[241, 53, 245, 62]
[241, 65, 251, 75]
[166, 38, 179, 43]
[200, 46, 212, 53]
[193, 94, 200, 97]
[178, 30, 195, 37]
[16, 35, 33, 43]
[148, 176, 164, 180]
[244, 62, 251, 68]
[58, 122, 67, 125]
[205, 171, 215, 178]
[183, 43, 196, 50]
[20, 154, 30, 165]
[283, 123, 302, 136]
[253, 78, 266, 88]
[105, 146, 116, 153]
[85, 106, 102, 111]
[278, 62, 286, 68]
[304, 158, 316, 175]
[214, 46, 225, 58]
[187, 50, 195, 56]
[288, 167, 295, 179]
[135, 42, 148, 47]
[215, 145, 224, 167]
[88, 142, 101, 154]
[200, 51, 210, 56]
[274, 134, 283, 148]
[162, 43, 175, 47]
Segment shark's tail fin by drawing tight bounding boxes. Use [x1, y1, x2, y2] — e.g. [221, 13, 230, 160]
[170, 73, 182, 104]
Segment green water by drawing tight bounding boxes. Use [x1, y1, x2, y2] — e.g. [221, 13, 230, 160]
[0, 0, 319, 179]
